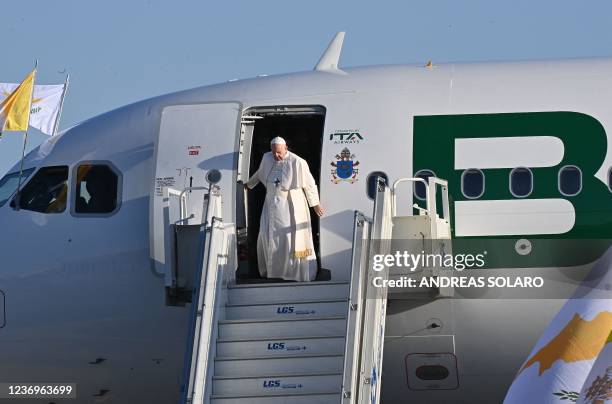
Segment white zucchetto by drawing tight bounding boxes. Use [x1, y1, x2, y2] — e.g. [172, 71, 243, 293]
[270, 136, 286, 145]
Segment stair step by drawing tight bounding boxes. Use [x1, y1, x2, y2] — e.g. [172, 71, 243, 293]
[216, 335, 346, 357]
[227, 281, 349, 305]
[214, 354, 344, 377]
[211, 391, 341, 404]
[218, 317, 347, 339]
[230, 280, 348, 288]
[212, 372, 342, 396]
[225, 299, 347, 320]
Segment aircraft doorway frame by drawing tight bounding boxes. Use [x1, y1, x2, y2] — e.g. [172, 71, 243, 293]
[236, 105, 326, 282]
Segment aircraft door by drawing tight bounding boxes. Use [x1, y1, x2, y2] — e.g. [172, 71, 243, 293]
[151, 103, 241, 276]
[235, 107, 326, 280]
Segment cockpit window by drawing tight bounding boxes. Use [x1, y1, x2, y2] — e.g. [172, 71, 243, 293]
[74, 164, 119, 214]
[16, 166, 69, 213]
[0, 168, 35, 207]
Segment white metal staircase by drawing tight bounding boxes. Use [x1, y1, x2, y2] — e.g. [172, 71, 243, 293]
[210, 281, 350, 403]
[162, 174, 451, 404]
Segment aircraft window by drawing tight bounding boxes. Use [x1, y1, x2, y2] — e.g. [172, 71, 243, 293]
[16, 166, 68, 213]
[74, 164, 119, 214]
[558, 165, 582, 196]
[366, 171, 389, 200]
[0, 168, 35, 207]
[509, 167, 533, 198]
[413, 169, 436, 201]
[461, 169, 485, 199]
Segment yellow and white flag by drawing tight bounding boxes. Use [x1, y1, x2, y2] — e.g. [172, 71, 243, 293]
[504, 248, 612, 403]
[0, 69, 36, 135]
[576, 330, 612, 404]
[0, 81, 64, 136]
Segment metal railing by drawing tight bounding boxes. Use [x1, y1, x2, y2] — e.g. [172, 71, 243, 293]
[341, 211, 371, 403]
[342, 177, 393, 404]
[391, 176, 450, 239]
[342, 176, 451, 403]
[163, 186, 212, 225]
[185, 217, 235, 403]
[175, 186, 236, 404]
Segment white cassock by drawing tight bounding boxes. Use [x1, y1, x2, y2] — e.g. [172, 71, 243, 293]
[247, 151, 320, 281]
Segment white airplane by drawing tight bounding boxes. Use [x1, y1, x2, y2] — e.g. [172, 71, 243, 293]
[0, 32, 610, 403]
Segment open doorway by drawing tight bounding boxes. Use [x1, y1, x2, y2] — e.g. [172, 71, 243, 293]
[236, 106, 326, 283]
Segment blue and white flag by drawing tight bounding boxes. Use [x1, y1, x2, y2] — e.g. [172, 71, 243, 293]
[576, 331, 612, 404]
[504, 247, 612, 403]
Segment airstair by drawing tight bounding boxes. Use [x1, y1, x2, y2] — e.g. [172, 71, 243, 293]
[159, 173, 451, 404]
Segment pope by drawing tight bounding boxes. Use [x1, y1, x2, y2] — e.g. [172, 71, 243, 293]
[246, 137, 324, 281]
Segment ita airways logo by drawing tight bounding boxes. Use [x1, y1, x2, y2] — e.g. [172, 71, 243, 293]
[331, 147, 359, 184]
[413, 112, 612, 240]
[329, 130, 363, 144]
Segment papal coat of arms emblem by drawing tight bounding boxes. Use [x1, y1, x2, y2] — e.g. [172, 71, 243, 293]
[331, 147, 359, 184]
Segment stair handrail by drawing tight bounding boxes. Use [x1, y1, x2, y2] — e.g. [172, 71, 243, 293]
[391, 177, 429, 217]
[343, 177, 393, 404]
[427, 177, 450, 221]
[344, 177, 453, 404]
[178, 186, 210, 222]
[180, 187, 236, 404]
[357, 177, 393, 404]
[341, 211, 372, 402]
[162, 186, 208, 225]
[391, 176, 450, 239]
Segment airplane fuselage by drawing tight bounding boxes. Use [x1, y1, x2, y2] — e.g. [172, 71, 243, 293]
[1, 58, 611, 403]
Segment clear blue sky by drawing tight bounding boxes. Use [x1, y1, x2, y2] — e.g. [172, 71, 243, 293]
[1, 0, 611, 174]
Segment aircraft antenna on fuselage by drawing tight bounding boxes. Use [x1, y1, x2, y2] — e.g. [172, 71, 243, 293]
[314, 31, 345, 72]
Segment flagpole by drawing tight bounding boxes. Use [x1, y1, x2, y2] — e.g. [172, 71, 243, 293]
[14, 131, 30, 205]
[52, 73, 69, 136]
[14, 62, 38, 207]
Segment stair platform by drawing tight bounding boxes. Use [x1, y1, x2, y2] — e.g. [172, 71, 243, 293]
[211, 390, 341, 404]
[216, 335, 346, 357]
[218, 316, 347, 339]
[227, 281, 349, 305]
[214, 353, 344, 376]
[225, 299, 348, 320]
[212, 372, 343, 396]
